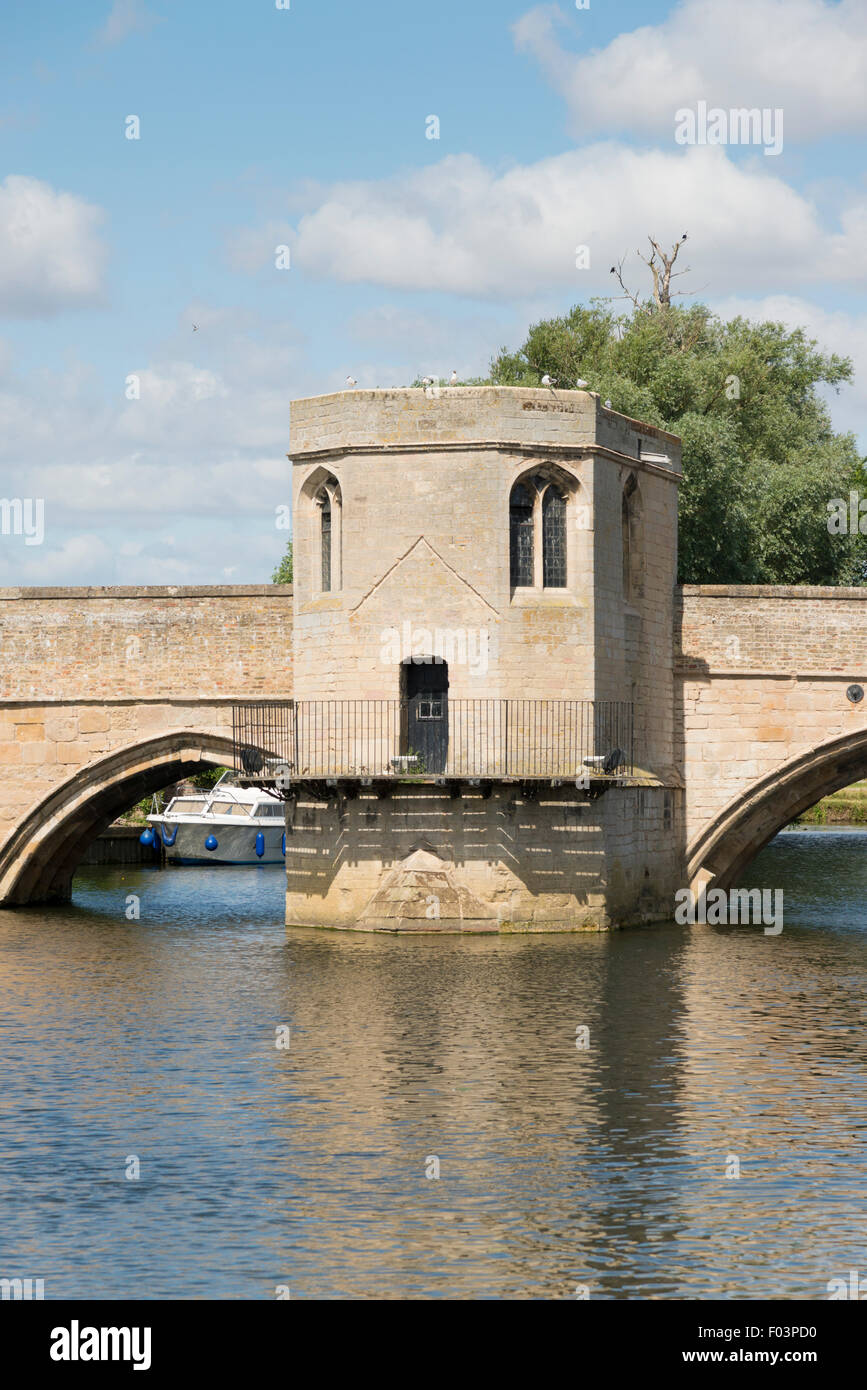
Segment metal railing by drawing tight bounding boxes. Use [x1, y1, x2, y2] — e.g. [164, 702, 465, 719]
[232, 699, 634, 780]
[232, 701, 296, 777]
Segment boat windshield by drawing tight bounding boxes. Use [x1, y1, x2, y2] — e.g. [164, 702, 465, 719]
[167, 798, 207, 815]
[208, 800, 252, 817]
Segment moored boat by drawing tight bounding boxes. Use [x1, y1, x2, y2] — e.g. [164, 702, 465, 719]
[144, 771, 285, 864]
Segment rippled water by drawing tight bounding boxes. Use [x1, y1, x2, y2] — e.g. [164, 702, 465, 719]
[0, 830, 865, 1299]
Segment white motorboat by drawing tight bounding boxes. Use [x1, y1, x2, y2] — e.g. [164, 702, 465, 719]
[144, 771, 285, 864]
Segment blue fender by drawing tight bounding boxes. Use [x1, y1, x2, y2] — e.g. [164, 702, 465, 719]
[205, 834, 218, 852]
[281, 833, 286, 856]
[139, 828, 154, 847]
[161, 823, 178, 847]
[255, 831, 265, 859]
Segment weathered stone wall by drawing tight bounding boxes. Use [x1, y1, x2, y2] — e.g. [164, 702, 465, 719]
[285, 784, 682, 932]
[0, 585, 292, 701]
[591, 444, 681, 779]
[677, 585, 867, 672]
[677, 586, 867, 853]
[290, 387, 682, 775]
[0, 586, 293, 843]
[289, 385, 680, 460]
[283, 387, 684, 929]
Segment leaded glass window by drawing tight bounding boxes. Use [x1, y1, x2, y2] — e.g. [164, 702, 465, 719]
[542, 487, 566, 587]
[510, 482, 534, 587]
[320, 494, 332, 591]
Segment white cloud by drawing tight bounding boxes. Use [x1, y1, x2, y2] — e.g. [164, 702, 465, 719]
[0, 176, 107, 318]
[284, 146, 865, 299]
[93, 0, 161, 48]
[0, 307, 305, 582]
[515, 0, 867, 143]
[0, 533, 118, 586]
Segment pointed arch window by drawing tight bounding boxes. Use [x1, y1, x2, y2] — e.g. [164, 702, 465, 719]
[510, 482, 534, 587]
[510, 470, 574, 592]
[314, 476, 342, 593]
[320, 492, 332, 592]
[542, 487, 567, 587]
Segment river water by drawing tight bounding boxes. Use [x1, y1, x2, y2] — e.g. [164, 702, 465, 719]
[0, 828, 865, 1300]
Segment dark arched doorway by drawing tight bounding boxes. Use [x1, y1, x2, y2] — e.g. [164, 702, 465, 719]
[400, 658, 449, 774]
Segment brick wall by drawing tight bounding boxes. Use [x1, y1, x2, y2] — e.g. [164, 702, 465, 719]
[0, 586, 293, 701]
[677, 586, 867, 673]
[677, 586, 867, 849]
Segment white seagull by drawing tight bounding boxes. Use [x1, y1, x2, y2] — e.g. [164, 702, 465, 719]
[345, 375, 357, 387]
[604, 398, 612, 408]
[422, 376, 434, 387]
[576, 377, 588, 389]
[449, 370, 458, 385]
[541, 373, 556, 387]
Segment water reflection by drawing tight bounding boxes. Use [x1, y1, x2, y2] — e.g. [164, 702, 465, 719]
[0, 835, 864, 1299]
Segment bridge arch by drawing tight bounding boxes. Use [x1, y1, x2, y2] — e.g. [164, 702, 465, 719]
[0, 730, 241, 907]
[687, 727, 867, 892]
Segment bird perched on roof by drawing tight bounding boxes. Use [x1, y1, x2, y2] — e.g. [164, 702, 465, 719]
[541, 373, 556, 387]
[449, 370, 458, 385]
[576, 378, 588, 389]
[345, 375, 357, 387]
[422, 376, 433, 387]
[604, 398, 612, 408]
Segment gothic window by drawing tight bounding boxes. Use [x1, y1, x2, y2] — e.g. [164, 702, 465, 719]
[510, 469, 577, 592]
[510, 482, 534, 587]
[319, 491, 332, 592]
[312, 475, 341, 594]
[542, 487, 567, 587]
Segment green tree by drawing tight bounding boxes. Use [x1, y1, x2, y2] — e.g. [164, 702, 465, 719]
[491, 300, 864, 584]
[271, 540, 293, 584]
[191, 766, 228, 789]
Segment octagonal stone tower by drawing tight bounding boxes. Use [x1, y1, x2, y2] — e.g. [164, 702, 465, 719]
[284, 386, 683, 931]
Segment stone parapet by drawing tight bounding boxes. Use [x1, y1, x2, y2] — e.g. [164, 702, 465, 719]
[290, 387, 681, 476]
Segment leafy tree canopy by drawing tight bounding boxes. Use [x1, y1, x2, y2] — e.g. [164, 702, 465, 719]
[491, 300, 864, 584]
[271, 540, 293, 585]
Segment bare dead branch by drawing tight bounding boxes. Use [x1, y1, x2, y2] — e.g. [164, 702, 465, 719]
[610, 255, 642, 310]
[636, 235, 691, 309]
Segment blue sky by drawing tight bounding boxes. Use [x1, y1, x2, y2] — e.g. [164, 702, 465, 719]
[1, 0, 865, 583]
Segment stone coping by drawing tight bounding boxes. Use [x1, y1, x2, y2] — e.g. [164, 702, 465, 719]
[0, 585, 293, 600]
[680, 584, 867, 598]
[0, 697, 290, 706]
[290, 386, 682, 449]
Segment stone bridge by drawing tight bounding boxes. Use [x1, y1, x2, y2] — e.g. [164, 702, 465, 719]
[1, 580, 866, 912]
[0, 586, 292, 904]
[679, 586, 867, 890]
